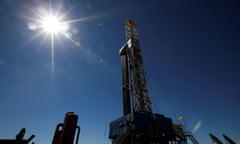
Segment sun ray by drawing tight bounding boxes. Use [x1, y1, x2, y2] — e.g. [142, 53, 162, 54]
[64, 13, 110, 24]
[26, 3, 112, 81]
[51, 33, 55, 80]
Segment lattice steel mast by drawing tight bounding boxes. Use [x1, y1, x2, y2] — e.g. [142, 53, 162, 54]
[119, 20, 152, 114]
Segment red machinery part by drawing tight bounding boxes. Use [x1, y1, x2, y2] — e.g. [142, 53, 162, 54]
[52, 112, 80, 144]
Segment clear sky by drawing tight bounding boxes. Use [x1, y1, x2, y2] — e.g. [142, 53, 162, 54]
[0, 0, 239, 144]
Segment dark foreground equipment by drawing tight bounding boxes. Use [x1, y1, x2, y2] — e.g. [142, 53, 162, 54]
[0, 128, 35, 144]
[52, 112, 80, 144]
[223, 134, 236, 144]
[209, 133, 223, 144]
[209, 133, 236, 144]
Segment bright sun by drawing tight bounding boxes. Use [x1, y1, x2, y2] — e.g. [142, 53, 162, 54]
[26, 6, 71, 79]
[27, 5, 107, 80]
[42, 15, 61, 33]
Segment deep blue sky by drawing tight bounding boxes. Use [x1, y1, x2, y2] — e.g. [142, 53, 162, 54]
[0, 0, 239, 144]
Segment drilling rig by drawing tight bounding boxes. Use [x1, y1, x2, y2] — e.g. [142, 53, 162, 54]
[109, 20, 187, 144]
[0, 20, 205, 144]
[1, 19, 236, 144]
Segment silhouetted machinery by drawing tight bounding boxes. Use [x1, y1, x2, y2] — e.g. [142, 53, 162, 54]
[209, 133, 236, 144]
[0, 112, 80, 144]
[0, 128, 35, 144]
[52, 112, 80, 144]
[109, 20, 188, 144]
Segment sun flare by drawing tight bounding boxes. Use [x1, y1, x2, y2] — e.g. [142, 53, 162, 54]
[26, 4, 110, 80]
[42, 15, 61, 33]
